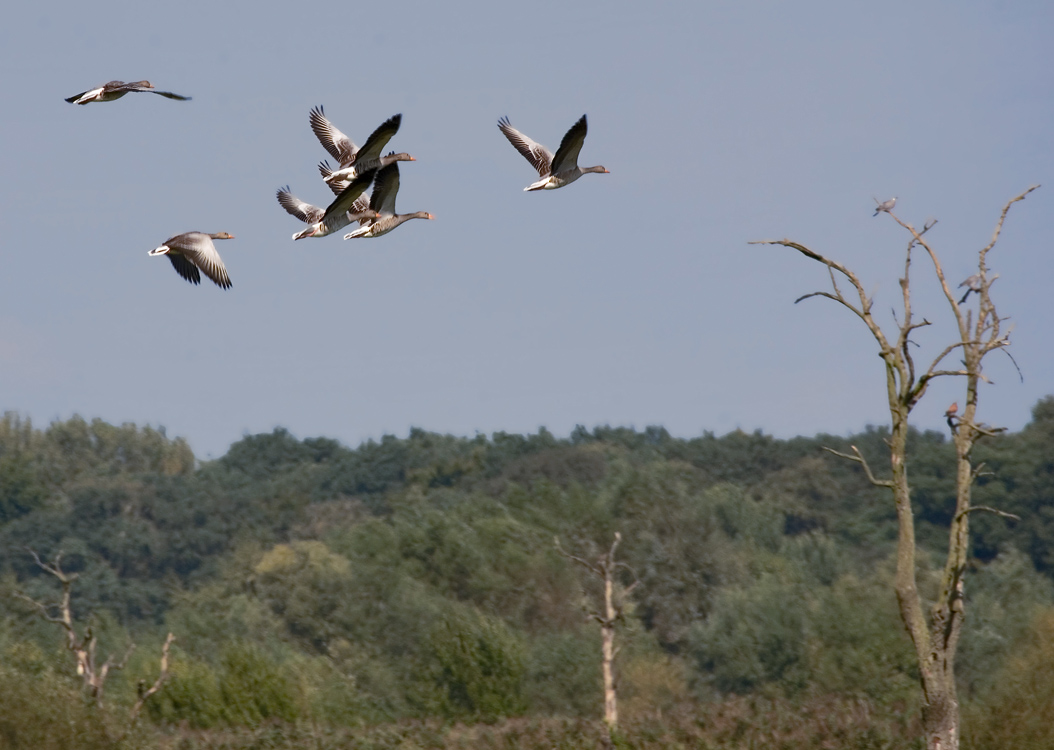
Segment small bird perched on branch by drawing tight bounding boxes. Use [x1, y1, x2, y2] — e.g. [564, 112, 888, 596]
[945, 402, 959, 431]
[873, 196, 897, 216]
[958, 274, 982, 304]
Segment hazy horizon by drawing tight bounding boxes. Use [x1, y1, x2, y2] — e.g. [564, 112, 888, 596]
[3, 1, 1052, 458]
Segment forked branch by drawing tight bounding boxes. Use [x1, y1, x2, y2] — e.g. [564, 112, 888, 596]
[129, 632, 176, 722]
[754, 187, 1038, 750]
[15, 549, 175, 712]
[981, 185, 1040, 256]
[822, 445, 895, 488]
[555, 532, 639, 731]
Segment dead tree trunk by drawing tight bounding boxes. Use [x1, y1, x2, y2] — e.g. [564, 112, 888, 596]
[600, 557, 618, 729]
[130, 632, 176, 722]
[16, 550, 175, 715]
[751, 185, 1036, 750]
[556, 532, 639, 732]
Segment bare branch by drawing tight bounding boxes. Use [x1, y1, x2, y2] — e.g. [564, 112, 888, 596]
[822, 445, 895, 489]
[553, 536, 602, 576]
[107, 642, 137, 673]
[752, 239, 899, 362]
[955, 506, 1020, 522]
[130, 633, 176, 722]
[1000, 348, 1024, 383]
[749, 240, 861, 295]
[920, 342, 967, 382]
[13, 591, 64, 623]
[794, 291, 844, 305]
[980, 185, 1040, 256]
[973, 424, 1008, 438]
[925, 369, 973, 380]
[970, 464, 996, 482]
[749, 238, 828, 263]
[25, 548, 74, 583]
[898, 244, 916, 381]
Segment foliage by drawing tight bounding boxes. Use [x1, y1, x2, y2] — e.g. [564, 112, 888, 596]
[523, 629, 601, 717]
[0, 638, 154, 749]
[147, 643, 299, 728]
[955, 548, 1053, 700]
[689, 572, 811, 695]
[2, 408, 1053, 739]
[427, 605, 527, 721]
[963, 607, 1054, 750]
[134, 698, 922, 750]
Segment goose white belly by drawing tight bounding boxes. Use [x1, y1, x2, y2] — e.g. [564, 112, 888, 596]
[525, 169, 585, 191]
[324, 165, 362, 184]
[74, 87, 107, 104]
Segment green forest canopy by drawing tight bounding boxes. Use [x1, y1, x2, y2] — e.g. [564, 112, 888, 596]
[1, 400, 1053, 745]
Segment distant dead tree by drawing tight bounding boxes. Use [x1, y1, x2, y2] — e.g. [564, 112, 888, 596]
[750, 185, 1037, 750]
[556, 532, 639, 733]
[129, 632, 175, 723]
[15, 549, 174, 716]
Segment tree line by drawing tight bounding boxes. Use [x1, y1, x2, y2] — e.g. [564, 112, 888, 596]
[1, 407, 1053, 748]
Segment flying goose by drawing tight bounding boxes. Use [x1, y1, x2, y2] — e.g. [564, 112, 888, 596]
[277, 170, 379, 240]
[65, 80, 191, 104]
[148, 232, 233, 288]
[873, 196, 897, 216]
[343, 164, 433, 239]
[498, 114, 609, 191]
[317, 160, 351, 194]
[309, 107, 415, 184]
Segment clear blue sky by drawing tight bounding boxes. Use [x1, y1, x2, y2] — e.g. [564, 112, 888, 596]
[2, 1, 1052, 457]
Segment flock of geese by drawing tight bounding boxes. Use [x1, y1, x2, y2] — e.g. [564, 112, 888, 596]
[66, 80, 611, 290]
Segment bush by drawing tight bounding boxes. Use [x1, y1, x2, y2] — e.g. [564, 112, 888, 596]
[218, 643, 300, 726]
[148, 655, 226, 728]
[428, 606, 527, 721]
[525, 630, 601, 716]
[688, 573, 809, 695]
[964, 607, 1054, 750]
[0, 663, 149, 749]
[148, 644, 300, 728]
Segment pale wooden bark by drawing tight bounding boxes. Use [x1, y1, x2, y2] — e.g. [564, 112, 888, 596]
[601, 590, 618, 728]
[15, 551, 131, 705]
[130, 632, 176, 722]
[556, 532, 639, 732]
[16, 550, 176, 718]
[750, 185, 1036, 750]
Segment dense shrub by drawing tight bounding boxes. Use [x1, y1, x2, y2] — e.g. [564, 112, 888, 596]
[964, 607, 1054, 750]
[427, 606, 527, 721]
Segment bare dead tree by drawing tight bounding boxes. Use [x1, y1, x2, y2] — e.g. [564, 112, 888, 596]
[555, 532, 639, 732]
[15, 549, 175, 716]
[129, 632, 176, 722]
[750, 185, 1037, 750]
